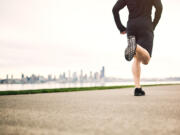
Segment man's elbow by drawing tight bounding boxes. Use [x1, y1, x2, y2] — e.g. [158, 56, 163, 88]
[112, 6, 118, 14]
[156, 5, 163, 16]
[158, 3, 163, 14]
[161, 5, 163, 14]
[159, 4, 163, 13]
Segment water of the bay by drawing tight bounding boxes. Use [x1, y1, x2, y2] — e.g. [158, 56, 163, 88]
[0, 81, 180, 91]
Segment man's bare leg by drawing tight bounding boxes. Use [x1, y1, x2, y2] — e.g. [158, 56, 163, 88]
[132, 44, 151, 89]
[132, 55, 141, 88]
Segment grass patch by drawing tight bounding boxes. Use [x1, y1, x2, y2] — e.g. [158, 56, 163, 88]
[0, 83, 179, 96]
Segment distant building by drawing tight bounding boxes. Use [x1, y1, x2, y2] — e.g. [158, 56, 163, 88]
[68, 70, 71, 80]
[84, 74, 87, 81]
[72, 72, 78, 82]
[94, 72, 99, 80]
[21, 73, 27, 83]
[80, 69, 83, 81]
[59, 74, 62, 80]
[30, 74, 37, 83]
[48, 74, 52, 81]
[100, 66, 105, 79]
[11, 75, 13, 80]
[63, 72, 66, 80]
[89, 71, 93, 80]
[53, 75, 56, 81]
[21, 73, 24, 80]
[39, 75, 46, 83]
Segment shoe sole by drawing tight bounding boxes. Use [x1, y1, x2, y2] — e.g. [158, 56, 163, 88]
[134, 94, 145, 96]
[125, 36, 137, 61]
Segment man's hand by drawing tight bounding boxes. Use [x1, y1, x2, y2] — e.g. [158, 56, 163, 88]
[120, 31, 126, 34]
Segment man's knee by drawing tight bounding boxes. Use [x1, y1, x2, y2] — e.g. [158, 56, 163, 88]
[142, 57, 150, 65]
[142, 60, 149, 65]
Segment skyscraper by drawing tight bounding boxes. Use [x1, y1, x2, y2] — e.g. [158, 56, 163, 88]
[72, 72, 77, 82]
[63, 72, 66, 80]
[68, 70, 71, 80]
[21, 73, 24, 80]
[100, 66, 105, 79]
[80, 69, 83, 81]
[11, 75, 13, 80]
[94, 72, 99, 80]
[89, 71, 93, 80]
[48, 74, 52, 81]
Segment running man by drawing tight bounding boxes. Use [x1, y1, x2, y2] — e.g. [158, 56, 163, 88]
[112, 0, 163, 96]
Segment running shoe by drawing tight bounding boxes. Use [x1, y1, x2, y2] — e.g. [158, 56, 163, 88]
[125, 35, 137, 61]
[134, 88, 146, 96]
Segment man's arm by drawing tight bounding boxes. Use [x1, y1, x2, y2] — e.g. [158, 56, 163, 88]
[112, 0, 127, 33]
[153, 0, 163, 30]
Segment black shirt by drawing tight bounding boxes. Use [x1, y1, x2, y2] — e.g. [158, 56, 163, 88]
[112, 0, 163, 32]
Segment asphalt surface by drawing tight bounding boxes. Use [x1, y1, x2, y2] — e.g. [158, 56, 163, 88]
[0, 85, 180, 135]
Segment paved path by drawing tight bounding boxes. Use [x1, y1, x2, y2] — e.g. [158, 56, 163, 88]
[0, 85, 180, 135]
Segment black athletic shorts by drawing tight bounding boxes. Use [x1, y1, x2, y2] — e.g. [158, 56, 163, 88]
[127, 16, 154, 57]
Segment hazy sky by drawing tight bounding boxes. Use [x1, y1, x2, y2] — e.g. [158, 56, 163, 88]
[0, 0, 180, 79]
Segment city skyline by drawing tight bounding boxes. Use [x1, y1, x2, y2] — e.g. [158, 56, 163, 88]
[0, 66, 105, 83]
[1, 64, 180, 85]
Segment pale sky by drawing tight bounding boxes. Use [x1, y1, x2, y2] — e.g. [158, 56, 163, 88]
[0, 0, 180, 79]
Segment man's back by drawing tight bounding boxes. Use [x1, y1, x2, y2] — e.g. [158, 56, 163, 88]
[126, 0, 154, 19]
